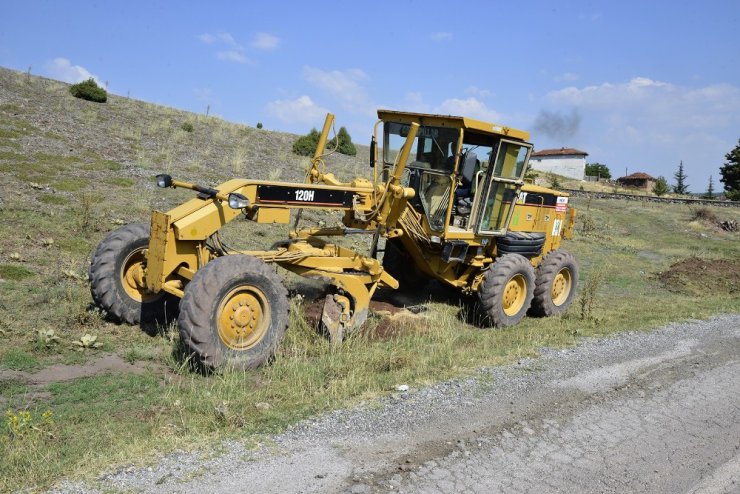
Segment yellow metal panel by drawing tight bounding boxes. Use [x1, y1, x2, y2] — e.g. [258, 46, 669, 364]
[376, 109, 529, 141]
[256, 208, 291, 224]
[173, 201, 243, 240]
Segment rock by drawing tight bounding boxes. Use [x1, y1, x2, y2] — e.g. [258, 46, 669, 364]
[395, 384, 409, 392]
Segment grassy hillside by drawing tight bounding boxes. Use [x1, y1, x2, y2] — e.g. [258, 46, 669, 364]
[1, 67, 739, 491]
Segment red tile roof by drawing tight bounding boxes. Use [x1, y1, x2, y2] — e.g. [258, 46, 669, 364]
[531, 147, 588, 157]
[618, 172, 656, 180]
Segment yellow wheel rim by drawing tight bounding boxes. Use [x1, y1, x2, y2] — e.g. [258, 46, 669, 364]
[503, 274, 527, 316]
[551, 268, 573, 306]
[217, 286, 270, 350]
[121, 248, 159, 303]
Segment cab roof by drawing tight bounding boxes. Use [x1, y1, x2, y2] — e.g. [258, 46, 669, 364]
[377, 109, 530, 141]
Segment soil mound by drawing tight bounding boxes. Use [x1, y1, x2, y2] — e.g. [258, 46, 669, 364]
[657, 257, 740, 295]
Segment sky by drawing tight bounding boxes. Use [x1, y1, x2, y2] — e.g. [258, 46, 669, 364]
[2, 0, 739, 192]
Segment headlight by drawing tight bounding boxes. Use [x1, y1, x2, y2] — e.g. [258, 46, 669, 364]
[156, 174, 172, 188]
[228, 193, 249, 209]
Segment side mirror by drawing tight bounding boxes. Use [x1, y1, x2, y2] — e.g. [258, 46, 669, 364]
[369, 135, 376, 168]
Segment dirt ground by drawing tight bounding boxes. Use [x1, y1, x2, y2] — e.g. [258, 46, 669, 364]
[658, 257, 740, 295]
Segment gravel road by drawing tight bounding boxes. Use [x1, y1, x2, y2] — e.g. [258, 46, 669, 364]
[54, 315, 740, 493]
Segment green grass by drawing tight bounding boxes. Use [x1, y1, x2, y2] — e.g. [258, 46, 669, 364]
[0, 264, 34, 280]
[0, 349, 41, 371]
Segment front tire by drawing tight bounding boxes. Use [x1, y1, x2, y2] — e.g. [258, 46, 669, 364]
[178, 255, 289, 371]
[529, 250, 578, 317]
[89, 223, 178, 326]
[478, 254, 535, 327]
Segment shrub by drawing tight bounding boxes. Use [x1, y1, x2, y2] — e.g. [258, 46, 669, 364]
[653, 176, 669, 196]
[585, 162, 611, 179]
[327, 126, 357, 156]
[181, 122, 194, 132]
[256, 122, 263, 129]
[292, 128, 321, 156]
[292, 126, 357, 157]
[69, 78, 107, 103]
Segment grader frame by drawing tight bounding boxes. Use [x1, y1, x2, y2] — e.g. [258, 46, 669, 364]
[90, 110, 578, 370]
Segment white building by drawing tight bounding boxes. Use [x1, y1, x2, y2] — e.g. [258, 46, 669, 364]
[528, 147, 587, 180]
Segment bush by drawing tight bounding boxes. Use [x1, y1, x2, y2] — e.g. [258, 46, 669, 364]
[653, 176, 669, 196]
[292, 126, 357, 157]
[292, 128, 321, 156]
[327, 126, 357, 156]
[181, 122, 194, 132]
[547, 173, 562, 189]
[69, 78, 107, 103]
[585, 162, 611, 179]
[256, 122, 263, 129]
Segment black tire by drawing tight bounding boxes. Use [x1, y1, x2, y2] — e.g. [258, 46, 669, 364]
[529, 250, 579, 317]
[382, 239, 428, 292]
[89, 223, 178, 326]
[178, 255, 289, 371]
[478, 254, 535, 327]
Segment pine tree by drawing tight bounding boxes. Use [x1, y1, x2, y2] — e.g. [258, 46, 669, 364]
[703, 175, 715, 199]
[672, 160, 689, 194]
[653, 176, 669, 196]
[719, 139, 740, 200]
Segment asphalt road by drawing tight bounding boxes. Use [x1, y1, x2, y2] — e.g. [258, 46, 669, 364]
[58, 315, 740, 494]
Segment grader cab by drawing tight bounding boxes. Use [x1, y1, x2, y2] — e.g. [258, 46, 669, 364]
[89, 110, 578, 370]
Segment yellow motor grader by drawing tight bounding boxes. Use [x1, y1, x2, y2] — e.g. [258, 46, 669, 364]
[89, 110, 578, 370]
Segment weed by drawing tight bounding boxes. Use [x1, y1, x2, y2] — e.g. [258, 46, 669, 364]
[73, 334, 103, 351]
[33, 328, 61, 350]
[181, 122, 194, 132]
[4, 409, 54, 439]
[578, 213, 597, 235]
[76, 193, 98, 233]
[578, 266, 607, 321]
[689, 206, 718, 224]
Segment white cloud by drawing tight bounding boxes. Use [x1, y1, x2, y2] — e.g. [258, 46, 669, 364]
[430, 32, 453, 41]
[541, 77, 740, 187]
[465, 86, 493, 98]
[266, 95, 330, 124]
[302, 66, 373, 115]
[547, 77, 740, 130]
[435, 97, 502, 122]
[251, 32, 280, 51]
[199, 32, 247, 63]
[217, 51, 249, 64]
[46, 57, 101, 85]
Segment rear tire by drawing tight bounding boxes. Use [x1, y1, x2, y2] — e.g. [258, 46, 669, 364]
[178, 255, 289, 371]
[529, 250, 578, 317]
[478, 254, 535, 327]
[382, 239, 428, 291]
[89, 223, 178, 326]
